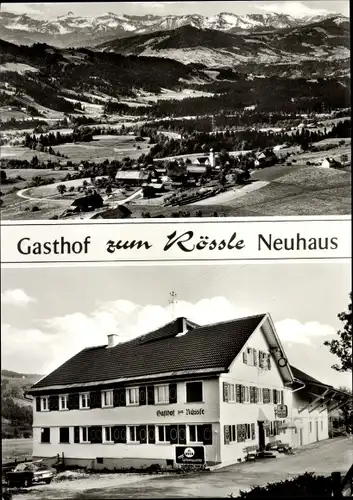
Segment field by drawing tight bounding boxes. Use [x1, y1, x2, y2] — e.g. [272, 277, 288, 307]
[2, 438, 33, 463]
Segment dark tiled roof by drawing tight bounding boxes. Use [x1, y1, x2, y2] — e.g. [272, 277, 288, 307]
[31, 314, 266, 390]
[290, 365, 332, 388]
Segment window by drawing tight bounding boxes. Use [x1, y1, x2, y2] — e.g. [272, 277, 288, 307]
[186, 381, 203, 403]
[244, 386, 250, 403]
[103, 426, 113, 443]
[242, 351, 248, 364]
[41, 397, 49, 411]
[258, 388, 262, 403]
[79, 393, 89, 409]
[157, 425, 169, 443]
[59, 395, 68, 411]
[128, 426, 139, 443]
[81, 427, 90, 443]
[228, 384, 236, 402]
[263, 388, 271, 404]
[155, 385, 169, 404]
[40, 427, 50, 443]
[188, 425, 204, 443]
[59, 427, 70, 443]
[102, 390, 113, 408]
[127, 387, 139, 406]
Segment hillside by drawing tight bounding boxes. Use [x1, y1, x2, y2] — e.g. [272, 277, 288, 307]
[1, 369, 42, 438]
[98, 18, 350, 69]
[0, 11, 346, 48]
[0, 39, 207, 114]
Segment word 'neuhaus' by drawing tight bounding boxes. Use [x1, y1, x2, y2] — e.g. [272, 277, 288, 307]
[258, 234, 338, 251]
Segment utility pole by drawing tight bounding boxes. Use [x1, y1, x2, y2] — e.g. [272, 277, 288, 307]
[169, 291, 177, 320]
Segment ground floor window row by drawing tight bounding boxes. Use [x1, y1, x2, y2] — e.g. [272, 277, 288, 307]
[223, 383, 284, 405]
[40, 423, 214, 445]
[224, 420, 286, 444]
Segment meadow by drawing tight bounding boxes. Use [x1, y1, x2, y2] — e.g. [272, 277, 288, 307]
[2, 438, 33, 463]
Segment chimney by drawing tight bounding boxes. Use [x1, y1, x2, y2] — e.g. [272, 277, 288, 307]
[176, 317, 188, 337]
[107, 334, 118, 348]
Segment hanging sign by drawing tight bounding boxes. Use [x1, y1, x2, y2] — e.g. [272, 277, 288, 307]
[276, 404, 288, 418]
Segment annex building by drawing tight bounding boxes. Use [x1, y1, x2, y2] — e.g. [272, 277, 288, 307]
[28, 314, 348, 470]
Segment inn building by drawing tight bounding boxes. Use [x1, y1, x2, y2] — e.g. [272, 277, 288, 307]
[27, 314, 349, 470]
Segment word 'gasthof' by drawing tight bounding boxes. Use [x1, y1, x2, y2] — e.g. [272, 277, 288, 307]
[17, 236, 91, 255]
[164, 231, 245, 252]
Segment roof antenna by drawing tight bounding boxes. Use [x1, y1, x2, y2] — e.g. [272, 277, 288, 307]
[169, 291, 177, 320]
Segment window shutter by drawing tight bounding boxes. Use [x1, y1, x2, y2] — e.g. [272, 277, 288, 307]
[236, 424, 242, 442]
[169, 425, 178, 444]
[36, 397, 41, 412]
[236, 384, 241, 403]
[259, 351, 264, 369]
[223, 382, 229, 402]
[139, 387, 146, 406]
[253, 349, 257, 366]
[114, 388, 126, 407]
[240, 385, 245, 403]
[178, 424, 186, 445]
[90, 391, 102, 409]
[242, 350, 247, 364]
[273, 389, 277, 404]
[147, 386, 155, 405]
[224, 425, 230, 445]
[74, 426, 80, 443]
[250, 386, 254, 403]
[251, 423, 255, 440]
[90, 426, 102, 444]
[138, 425, 147, 444]
[203, 424, 213, 445]
[48, 395, 59, 411]
[267, 355, 271, 370]
[87, 427, 93, 443]
[68, 393, 79, 410]
[280, 391, 284, 404]
[254, 387, 258, 403]
[148, 425, 155, 444]
[265, 426, 270, 437]
[165, 426, 171, 442]
[169, 383, 177, 404]
[113, 425, 126, 444]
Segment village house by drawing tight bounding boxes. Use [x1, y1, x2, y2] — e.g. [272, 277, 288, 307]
[27, 313, 348, 470]
[115, 170, 150, 186]
[320, 157, 342, 169]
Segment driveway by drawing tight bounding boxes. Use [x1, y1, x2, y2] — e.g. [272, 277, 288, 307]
[11, 437, 352, 499]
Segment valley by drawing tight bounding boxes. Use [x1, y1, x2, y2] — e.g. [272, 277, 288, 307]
[0, 10, 350, 220]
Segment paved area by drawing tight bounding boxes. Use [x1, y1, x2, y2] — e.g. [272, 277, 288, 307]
[11, 437, 352, 499]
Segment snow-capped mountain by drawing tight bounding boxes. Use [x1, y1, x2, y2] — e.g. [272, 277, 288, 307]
[0, 11, 347, 48]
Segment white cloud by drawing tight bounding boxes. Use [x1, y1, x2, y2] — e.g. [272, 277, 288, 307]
[275, 318, 336, 345]
[255, 1, 331, 18]
[1, 289, 36, 307]
[0, 3, 50, 19]
[1, 297, 251, 374]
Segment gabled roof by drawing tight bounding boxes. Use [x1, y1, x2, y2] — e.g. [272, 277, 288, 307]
[29, 314, 266, 392]
[290, 365, 332, 388]
[116, 171, 149, 180]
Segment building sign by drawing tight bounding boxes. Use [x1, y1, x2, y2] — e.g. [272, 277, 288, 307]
[157, 408, 205, 417]
[276, 404, 288, 418]
[176, 446, 205, 465]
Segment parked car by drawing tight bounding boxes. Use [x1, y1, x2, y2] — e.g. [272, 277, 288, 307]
[6, 462, 54, 488]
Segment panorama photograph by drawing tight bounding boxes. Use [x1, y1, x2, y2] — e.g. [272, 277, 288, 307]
[1, 262, 352, 498]
[0, 0, 351, 220]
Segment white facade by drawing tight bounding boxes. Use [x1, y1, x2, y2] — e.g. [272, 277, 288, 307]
[31, 318, 330, 470]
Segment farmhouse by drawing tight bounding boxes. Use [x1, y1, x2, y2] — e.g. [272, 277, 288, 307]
[27, 313, 348, 470]
[70, 192, 103, 212]
[116, 170, 150, 186]
[320, 157, 342, 169]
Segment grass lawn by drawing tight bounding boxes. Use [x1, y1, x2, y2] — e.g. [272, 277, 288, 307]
[2, 438, 32, 463]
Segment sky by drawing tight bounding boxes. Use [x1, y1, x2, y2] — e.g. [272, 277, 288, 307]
[1, 261, 351, 390]
[0, 1, 349, 19]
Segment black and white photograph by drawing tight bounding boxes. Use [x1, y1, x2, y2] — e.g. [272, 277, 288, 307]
[0, 0, 350, 221]
[1, 262, 352, 498]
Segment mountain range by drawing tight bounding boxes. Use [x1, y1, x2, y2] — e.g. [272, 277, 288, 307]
[0, 10, 348, 48]
[98, 17, 349, 68]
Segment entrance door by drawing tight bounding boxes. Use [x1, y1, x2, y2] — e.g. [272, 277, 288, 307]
[258, 422, 265, 450]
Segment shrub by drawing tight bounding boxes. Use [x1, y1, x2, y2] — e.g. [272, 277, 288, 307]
[238, 472, 332, 498]
[31, 206, 40, 212]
